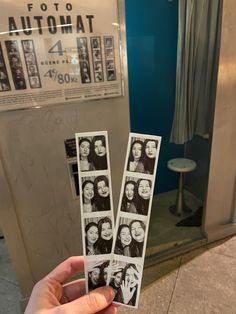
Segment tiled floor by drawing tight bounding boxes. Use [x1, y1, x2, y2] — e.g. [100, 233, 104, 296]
[1, 236, 236, 313]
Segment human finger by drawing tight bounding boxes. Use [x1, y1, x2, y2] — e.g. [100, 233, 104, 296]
[60, 278, 86, 303]
[97, 303, 120, 314]
[46, 256, 84, 285]
[60, 286, 115, 314]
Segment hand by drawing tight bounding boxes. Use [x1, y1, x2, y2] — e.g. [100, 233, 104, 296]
[25, 256, 118, 314]
[120, 278, 136, 305]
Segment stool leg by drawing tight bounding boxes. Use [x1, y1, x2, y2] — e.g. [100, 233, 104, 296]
[169, 172, 192, 216]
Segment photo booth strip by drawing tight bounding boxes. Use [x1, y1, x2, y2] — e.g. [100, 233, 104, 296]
[108, 132, 161, 309]
[75, 131, 115, 293]
[0, 43, 11, 92]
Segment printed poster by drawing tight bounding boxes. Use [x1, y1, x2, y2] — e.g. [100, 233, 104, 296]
[0, 0, 123, 111]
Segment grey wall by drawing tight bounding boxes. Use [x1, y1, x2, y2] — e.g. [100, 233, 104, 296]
[0, 0, 130, 301]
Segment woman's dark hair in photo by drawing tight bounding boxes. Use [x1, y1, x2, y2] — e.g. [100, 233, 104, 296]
[133, 179, 152, 216]
[99, 261, 110, 286]
[143, 139, 158, 174]
[82, 180, 95, 205]
[114, 224, 131, 256]
[79, 138, 92, 161]
[85, 221, 98, 255]
[94, 176, 110, 211]
[128, 140, 144, 162]
[91, 135, 107, 170]
[127, 140, 145, 173]
[129, 220, 145, 258]
[121, 180, 137, 213]
[95, 217, 113, 254]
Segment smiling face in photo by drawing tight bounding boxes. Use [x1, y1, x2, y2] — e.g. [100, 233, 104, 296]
[138, 180, 151, 200]
[94, 140, 106, 157]
[101, 222, 112, 240]
[83, 182, 94, 200]
[125, 183, 135, 201]
[125, 267, 136, 288]
[132, 143, 142, 161]
[86, 226, 98, 244]
[97, 180, 109, 197]
[120, 226, 132, 246]
[145, 140, 157, 158]
[131, 221, 145, 243]
[80, 140, 90, 158]
[89, 267, 100, 285]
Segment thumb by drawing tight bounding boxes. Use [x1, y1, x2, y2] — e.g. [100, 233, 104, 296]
[60, 286, 115, 314]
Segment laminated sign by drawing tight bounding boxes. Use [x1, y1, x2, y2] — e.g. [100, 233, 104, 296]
[0, 0, 123, 111]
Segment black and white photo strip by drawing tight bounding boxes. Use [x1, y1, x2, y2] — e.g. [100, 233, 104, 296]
[75, 131, 115, 293]
[108, 133, 161, 308]
[81, 175, 111, 213]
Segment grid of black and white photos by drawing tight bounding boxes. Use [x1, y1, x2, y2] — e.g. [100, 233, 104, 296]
[75, 131, 115, 293]
[108, 133, 161, 308]
[0, 43, 11, 92]
[5, 40, 27, 90]
[104, 36, 116, 81]
[22, 40, 41, 89]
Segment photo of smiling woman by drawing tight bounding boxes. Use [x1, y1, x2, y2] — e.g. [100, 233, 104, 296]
[82, 180, 96, 213]
[85, 221, 99, 256]
[114, 224, 132, 256]
[94, 175, 111, 211]
[78, 138, 94, 172]
[143, 139, 158, 174]
[95, 217, 113, 254]
[114, 263, 139, 306]
[91, 135, 108, 170]
[121, 180, 137, 213]
[127, 139, 145, 173]
[134, 179, 152, 216]
[129, 220, 145, 258]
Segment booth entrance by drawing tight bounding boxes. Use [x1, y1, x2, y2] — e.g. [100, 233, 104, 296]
[0, 0, 236, 309]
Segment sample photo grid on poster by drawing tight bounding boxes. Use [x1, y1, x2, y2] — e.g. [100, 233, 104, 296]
[104, 36, 116, 81]
[22, 40, 41, 89]
[0, 43, 11, 92]
[108, 132, 161, 309]
[75, 131, 115, 294]
[91, 37, 104, 83]
[77, 37, 92, 84]
[5, 40, 26, 90]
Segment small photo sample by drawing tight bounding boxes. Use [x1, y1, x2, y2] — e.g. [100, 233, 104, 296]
[22, 40, 33, 53]
[106, 60, 114, 70]
[28, 65, 38, 76]
[82, 175, 111, 213]
[84, 216, 113, 255]
[110, 260, 140, 307]
[121, 176, 152, 216]
[78, 135, 108, 171]
[25, 53, 36, 65]
[105, 48, 114, 58]
[87, 259, 110, 291]
[80, 60, 91, 84]
[91, 37, 100, 49]
[93, 50, 101, 61]
[94, 61, 102, 72]
[104, 37, 113, 48]
[77, 38, 89, 57]
[114, 217, 146, 258]
[127, 137, 159, 174]
[107, 70, 116, 81]
[95, 71, 103, 82]
[30, 76, 41, 88]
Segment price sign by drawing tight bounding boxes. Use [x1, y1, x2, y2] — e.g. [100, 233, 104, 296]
[0, 0, 123, 111]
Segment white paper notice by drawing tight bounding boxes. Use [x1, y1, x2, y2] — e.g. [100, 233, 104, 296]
[0, 0, 123, 111]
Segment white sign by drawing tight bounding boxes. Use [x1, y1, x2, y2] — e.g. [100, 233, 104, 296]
[0, 0, 123, 111]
